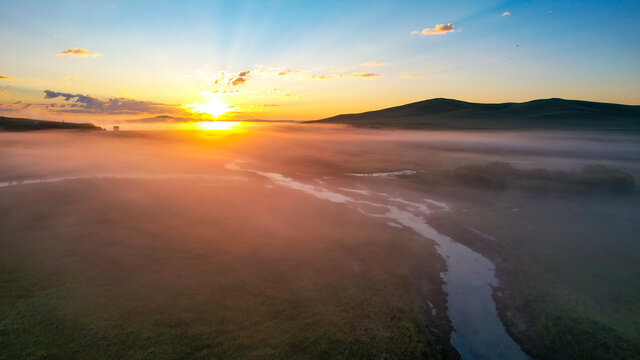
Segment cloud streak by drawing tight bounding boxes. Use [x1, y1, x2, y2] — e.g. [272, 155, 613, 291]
[254, 68, 380, 80]
[195, 70, 252, 86]
[274, 69, 302, 76]
[198, 67, 381, 85]
[0, 100, 32, 112]
[60, 75, 82, 85]
[0, 76, 11, 80]
[43, 90, 178, 114]
[402, 74, 424, 79]
[502, 12, 511, 16]
[411, 23, 455, 36]
[362, 61, 387, 67]
[57, 48, 99, 57]
[230, 77, 248, 86]
[309, 72, 380, 79]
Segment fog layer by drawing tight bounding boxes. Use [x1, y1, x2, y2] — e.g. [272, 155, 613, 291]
[1, 125, 639, 359]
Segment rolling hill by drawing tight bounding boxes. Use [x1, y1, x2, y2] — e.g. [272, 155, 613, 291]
[310, 98, 640, 130]
[0, 116, 102, 131]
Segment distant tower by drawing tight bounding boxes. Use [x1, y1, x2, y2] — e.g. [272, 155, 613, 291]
[113, 125, 120, 131]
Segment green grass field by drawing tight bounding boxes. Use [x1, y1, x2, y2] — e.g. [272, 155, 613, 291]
[0, 179, 455, 360]
[434, 187, 640, 359]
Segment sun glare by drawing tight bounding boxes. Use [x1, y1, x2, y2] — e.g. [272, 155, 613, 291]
[195, 121, 240, 131]
[184, 97, 232, 118]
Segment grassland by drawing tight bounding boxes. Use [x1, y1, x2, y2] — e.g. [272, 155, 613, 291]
[233, 127, 640, 359]
[2, 128, 639, 359]
[0, 178, 456, 360]
[422, 181, 640, 360]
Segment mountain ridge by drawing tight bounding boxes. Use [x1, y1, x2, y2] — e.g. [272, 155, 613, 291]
[309, 98, 640, 130]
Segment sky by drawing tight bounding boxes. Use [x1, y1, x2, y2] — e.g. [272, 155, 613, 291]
[1, 0, 639, 126]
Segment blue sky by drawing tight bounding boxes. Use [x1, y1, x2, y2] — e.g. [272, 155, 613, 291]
[1, 0, 639, 122]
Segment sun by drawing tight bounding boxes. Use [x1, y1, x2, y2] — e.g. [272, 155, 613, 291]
[183, 97, 232, 118]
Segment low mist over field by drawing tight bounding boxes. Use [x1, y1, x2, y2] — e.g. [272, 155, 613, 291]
[1, 125, 639, 359]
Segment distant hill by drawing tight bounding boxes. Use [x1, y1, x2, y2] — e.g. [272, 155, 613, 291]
[309, 98, 640, 130]
[0, 116, 102, 131]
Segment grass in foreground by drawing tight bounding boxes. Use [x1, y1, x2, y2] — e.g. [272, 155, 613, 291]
[0, 179, 453, 359]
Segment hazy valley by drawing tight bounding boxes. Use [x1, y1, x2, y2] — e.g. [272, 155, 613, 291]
[1, 125, 639, 359]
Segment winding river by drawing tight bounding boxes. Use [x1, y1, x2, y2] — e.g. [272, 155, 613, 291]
[1, 165, 529, 359]
[226, 161, 529, 360]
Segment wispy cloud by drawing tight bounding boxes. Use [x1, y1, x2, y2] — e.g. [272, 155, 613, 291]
[361, 61, 387, 67]
[255, 68, 302, 78]
[190, 66, 379, 108]
[502, 12, 511, 16]
[195, 70, 252, 86]
[402, 74, 424, 79]
[202, 89, 241, 96]
[199, 67, 381, 83]
[57, 48, 100, 57]
[0, 100, 32, 112]
[353, 72, 379, 78]
[43, 90, 177, 114]
[229, 71, 251, 86]
[230, 76, 248, 86]
[276, 69, 302, 76]
[411, 23, 455, 36]
[0, 75, 11, 80]
[60, 75, 82, 85]
[256, 68, 380, 80]
[309, 72, 380, 79]
[271, 89, 303, 98]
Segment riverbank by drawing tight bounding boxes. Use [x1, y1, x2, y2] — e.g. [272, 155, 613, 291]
[426, 195, 640, 359]
[426, 212, 538, 356]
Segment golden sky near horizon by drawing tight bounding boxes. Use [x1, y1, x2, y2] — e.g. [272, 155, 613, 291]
[1, 1, 639, 128]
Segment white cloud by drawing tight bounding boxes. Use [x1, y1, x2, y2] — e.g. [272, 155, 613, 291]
[411, 23, 455, 36]
[57, 48, 99, 57]
[361, 61, 387, 67]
